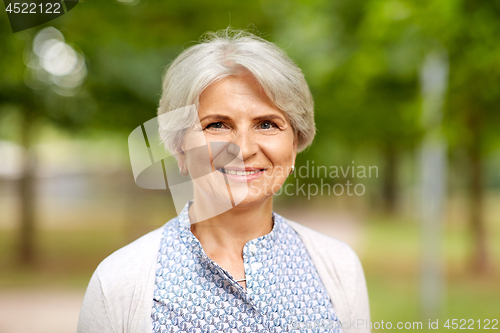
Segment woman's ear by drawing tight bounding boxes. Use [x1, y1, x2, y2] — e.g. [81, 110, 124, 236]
[174, 144, 186, 169]
[292, 135, 298, 162]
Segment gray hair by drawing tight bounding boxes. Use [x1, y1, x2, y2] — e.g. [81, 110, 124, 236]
[157, 28, 315, 154]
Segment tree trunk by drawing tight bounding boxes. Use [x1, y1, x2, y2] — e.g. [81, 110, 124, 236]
[468, 113, 488, 273]
[382, 144, 397, 214]
[18, 107, 37, 266]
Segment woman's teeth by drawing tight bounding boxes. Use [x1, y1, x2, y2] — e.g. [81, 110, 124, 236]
[220, 169, 261, 176]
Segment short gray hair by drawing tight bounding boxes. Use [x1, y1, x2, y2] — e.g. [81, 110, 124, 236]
[158, 28, 315, 153]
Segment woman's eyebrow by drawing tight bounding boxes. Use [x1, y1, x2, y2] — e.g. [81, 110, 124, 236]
[199, 114, 285, 123]
[253, 114, 286, 122]
[199, 114, 232, 123]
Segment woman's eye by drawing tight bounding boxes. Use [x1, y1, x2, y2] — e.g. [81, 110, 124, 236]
[259, 121, 277, 130]
[206, 122, 226, 130]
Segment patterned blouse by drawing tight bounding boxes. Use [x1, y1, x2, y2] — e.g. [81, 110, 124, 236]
[151, 201, 342, 332]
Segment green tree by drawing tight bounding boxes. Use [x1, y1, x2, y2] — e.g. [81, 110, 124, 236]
[441, 0, 500, 272]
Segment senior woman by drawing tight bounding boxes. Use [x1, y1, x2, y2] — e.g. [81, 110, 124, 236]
[77, 29, 370, 333]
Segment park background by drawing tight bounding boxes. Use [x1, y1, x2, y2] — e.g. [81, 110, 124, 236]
[0, 0, 499, 332]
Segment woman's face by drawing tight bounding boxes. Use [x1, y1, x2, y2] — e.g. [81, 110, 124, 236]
[178, 74, 297, 210]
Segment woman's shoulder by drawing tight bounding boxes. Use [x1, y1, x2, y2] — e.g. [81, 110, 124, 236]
[92, 218, 176, 283]
[78, 219, 178, 333]
[281, 216, 365, 286]
[102, 228, 163, 263]
[284, 218, 360, 261]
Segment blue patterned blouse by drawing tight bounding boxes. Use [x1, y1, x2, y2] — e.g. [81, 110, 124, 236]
[151, 201, 342, 332]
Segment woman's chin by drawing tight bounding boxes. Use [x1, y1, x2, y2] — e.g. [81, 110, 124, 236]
[193, 178, 280, 210]
[232, 191, 274, 209]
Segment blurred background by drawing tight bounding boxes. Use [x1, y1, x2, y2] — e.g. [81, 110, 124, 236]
[0, 0, 499, 332]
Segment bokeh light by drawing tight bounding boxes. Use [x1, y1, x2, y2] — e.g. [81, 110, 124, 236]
[25, 26, 87, 96]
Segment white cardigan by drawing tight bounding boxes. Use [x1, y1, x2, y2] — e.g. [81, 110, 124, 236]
[77, 219, 371, 333]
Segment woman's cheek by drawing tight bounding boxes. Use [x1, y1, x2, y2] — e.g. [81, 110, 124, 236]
[261, 137, 294, 163]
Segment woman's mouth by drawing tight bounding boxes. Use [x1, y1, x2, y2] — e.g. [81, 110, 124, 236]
[217, 168, 266, 181]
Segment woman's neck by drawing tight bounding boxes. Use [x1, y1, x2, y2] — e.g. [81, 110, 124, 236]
[189, 197, 274, 257]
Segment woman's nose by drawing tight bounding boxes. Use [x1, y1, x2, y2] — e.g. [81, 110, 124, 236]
[232, 129, 258, 160]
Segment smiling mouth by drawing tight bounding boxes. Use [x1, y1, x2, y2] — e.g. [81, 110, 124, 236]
[217, 168, 265, 176]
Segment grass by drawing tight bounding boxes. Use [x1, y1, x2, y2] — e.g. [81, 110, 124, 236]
[363, 217, 500, 332]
